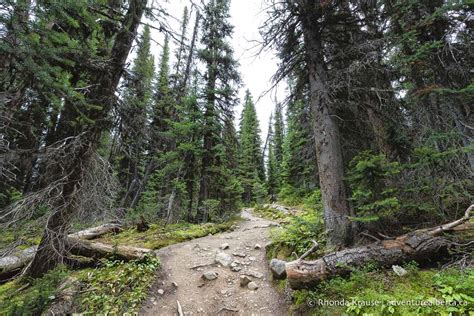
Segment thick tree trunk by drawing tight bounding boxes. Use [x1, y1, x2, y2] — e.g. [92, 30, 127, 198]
[27, 0, 146, 279]
[283, 205, 473, 289]
[297, 0, 352, 246]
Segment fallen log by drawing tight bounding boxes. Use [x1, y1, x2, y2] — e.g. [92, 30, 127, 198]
[68, 223, 122, 240]
[0, 223, 123, 282]
[284, 205, 473, 289]
[0, 246, 38, 282]
[66, 237, 152, 261]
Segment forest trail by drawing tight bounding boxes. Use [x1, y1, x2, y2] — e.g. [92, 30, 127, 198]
[141, 210, 289, 315]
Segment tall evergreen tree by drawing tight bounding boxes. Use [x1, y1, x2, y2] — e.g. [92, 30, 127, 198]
[281, 98, 318, 193]
[266, 115, 278, 202]
[273, 103, 285, 168]
[238, 90, 264, 204]
[196, 0, 241, 222]
[117, 25, 155, 208]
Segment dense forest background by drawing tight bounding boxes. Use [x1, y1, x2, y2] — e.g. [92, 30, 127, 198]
[0, 0, 472, 290]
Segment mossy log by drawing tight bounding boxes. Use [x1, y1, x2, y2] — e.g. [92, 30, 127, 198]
[283, 205, 473, 289]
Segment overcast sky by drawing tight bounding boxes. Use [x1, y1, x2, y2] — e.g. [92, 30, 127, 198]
[147, 0, 286, 141]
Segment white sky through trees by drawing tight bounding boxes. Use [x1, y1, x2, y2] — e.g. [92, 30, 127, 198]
[147, 0, 286, 141]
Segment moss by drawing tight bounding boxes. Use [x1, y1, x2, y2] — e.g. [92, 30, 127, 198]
[252, 205, 291, 222]
[97, 217, 241, 250]
[291, 265, 474, 315]
[0, 267, 69, 315]
[0, 220, 44, 250]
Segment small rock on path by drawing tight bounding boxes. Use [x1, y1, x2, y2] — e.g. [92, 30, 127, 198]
[140, 209, 289, 315]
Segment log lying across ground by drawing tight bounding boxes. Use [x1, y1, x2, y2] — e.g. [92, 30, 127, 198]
[281, 205, 473, 290]
[66, 237, 153, 261]
[0, 223, 131, 282]
[68, 223, 122, 240]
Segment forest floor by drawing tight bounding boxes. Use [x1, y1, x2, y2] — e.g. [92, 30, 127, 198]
[140, 209, 290, 315]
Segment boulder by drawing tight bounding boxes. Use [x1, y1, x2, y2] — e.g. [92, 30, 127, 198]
[270, 258, 287, 279]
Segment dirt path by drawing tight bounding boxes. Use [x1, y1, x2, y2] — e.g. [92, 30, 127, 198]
[141, 210, 289, 315]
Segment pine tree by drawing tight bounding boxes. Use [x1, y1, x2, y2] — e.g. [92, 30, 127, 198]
[273, 103, 285, 168]
[138, 36, 178, 218]
[266, 115, 278, 202]
[117, 25, 155, 208]
[238, 90, 265, 204]
[22, 0, 147, 277]
[281, 98, 318, 194]
[196, 0, 241, 222]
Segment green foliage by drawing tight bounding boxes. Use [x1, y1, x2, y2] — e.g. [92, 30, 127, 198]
[238, 90, 265, 204]
[271, 208, 325, 257]
[0, 267, 68, 315]
[348, 146, 473, 226]
[265, 190, 325, 258]
[293, 267, 474, 316]
[280, 99, 318, 195]
[347, 151, 401, 222]
[76, 255, 160, 314]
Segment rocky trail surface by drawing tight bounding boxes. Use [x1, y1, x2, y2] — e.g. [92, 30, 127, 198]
[141, 210, 289, 315]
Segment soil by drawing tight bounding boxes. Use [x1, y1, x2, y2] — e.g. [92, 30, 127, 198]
[140, 210, 290, 315]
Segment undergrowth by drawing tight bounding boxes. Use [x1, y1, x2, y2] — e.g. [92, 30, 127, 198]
[74, 255, 160, 314]
[292, 263, 474, 315]
[258, 189, 326, 260]
[0, 256, 160, 315]
[0, 266, 68, 315]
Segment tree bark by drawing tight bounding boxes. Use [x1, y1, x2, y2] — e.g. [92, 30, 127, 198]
[284, 205, 473, 289]
[297, 0, 352, 246]
[65, 237, 152, 261]
[27, 0, 147, 279]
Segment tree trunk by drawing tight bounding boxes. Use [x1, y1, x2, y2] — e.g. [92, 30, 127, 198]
[27, 0, 146, 279]
[297, 0, 352, 246]
[284, 205, 473, 289]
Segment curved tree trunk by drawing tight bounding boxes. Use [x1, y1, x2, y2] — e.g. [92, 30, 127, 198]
[27, 0, 147, 279]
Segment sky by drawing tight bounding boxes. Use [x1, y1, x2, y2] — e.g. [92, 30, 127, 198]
[147, 0, 286, 141]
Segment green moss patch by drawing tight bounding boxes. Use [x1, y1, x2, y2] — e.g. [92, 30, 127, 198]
[97, 217, 241, 249]
[0, 267, 69, 315]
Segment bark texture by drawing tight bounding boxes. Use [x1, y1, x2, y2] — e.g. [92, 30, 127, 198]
[296, 0, 352, 246]
[284, 205, 473, 289]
